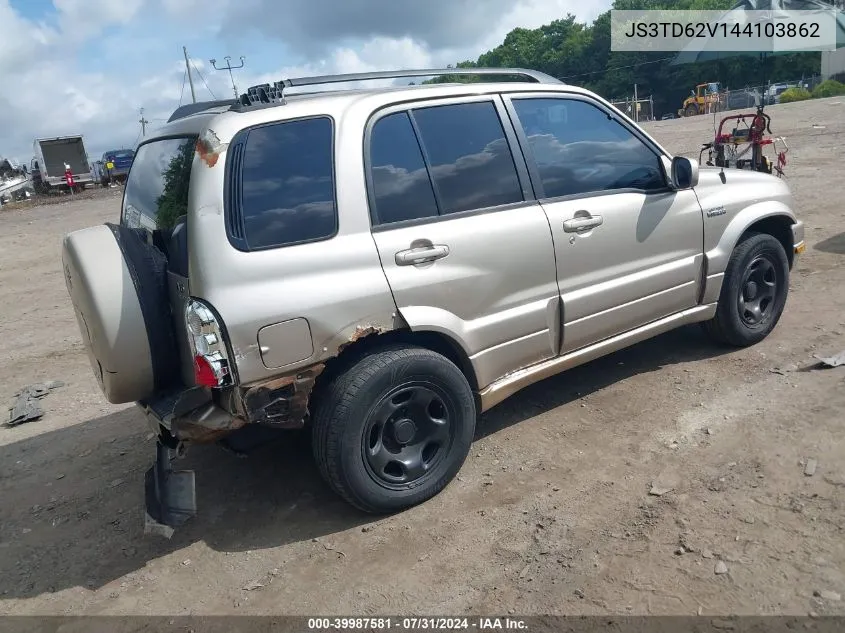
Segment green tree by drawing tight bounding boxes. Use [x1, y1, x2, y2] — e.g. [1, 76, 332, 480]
[441, 0, 824, 118]
[155, 140, 194, 230]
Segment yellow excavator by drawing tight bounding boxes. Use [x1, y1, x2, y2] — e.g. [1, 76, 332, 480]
[679, 82, 723, 117]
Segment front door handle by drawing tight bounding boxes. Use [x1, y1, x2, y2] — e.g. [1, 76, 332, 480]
[395, 244, 450, 266]
[563, 214, 603, 233]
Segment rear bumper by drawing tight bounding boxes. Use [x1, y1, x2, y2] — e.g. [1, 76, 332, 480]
[138, 386, 246, 444]
[144, 441, 196, 538]
[139, 388, 246, 536]
[792, 219, 805, 256]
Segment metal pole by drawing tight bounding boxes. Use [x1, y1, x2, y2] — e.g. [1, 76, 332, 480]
[633, 84, 639, 123]
[211, 56, 246, 98]
[183, 46, 196, 104]
[139, 108, 149, 138]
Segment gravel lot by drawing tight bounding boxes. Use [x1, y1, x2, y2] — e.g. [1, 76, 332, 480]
[1, 97, 844, 617]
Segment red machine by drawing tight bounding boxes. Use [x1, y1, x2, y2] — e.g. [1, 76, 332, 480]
[700, 104, 788, 178]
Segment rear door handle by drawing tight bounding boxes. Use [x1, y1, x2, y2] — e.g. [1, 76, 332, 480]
[395, 244, 450, 266]
[563, 215, 603, 233]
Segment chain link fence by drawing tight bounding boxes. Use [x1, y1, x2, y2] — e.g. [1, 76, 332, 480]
[609, 96, 656, 122]
[677, 75, 828, 119]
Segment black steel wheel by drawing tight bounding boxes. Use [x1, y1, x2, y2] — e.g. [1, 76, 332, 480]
[311, 346, 476, 513]
[703, 232, 790, 347]
[362, 381, 455, 489]
[737, 255, 778, 328]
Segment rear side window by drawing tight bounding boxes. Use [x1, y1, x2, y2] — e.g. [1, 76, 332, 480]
[123, 136, 195, 231]
[412, 102, 523, 214]
[369, 101, 523, 226]
[370, 112, 439, 224]
[237, 117, 336, 249]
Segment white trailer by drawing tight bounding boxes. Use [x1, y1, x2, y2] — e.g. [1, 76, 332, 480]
[31, 135, 93, 193]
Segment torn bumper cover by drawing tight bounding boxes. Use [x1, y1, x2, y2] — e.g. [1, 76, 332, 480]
[240, 364, 324, 428]
[138, 367, 324, 535]
[144, 441, 196, 538]
[139, 387, 246, 536]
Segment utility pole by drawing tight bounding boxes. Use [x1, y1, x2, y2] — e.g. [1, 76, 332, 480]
[210, 56, 246, 99]
[183, 46, 196, 104]
[139, 108, 149, 138]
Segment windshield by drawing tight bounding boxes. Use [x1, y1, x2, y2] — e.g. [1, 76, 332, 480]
[122, 136, 195, 231]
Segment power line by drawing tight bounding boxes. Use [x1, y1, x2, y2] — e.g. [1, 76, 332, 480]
[191, 60, 217, 99]
[559, 56, 677, 80]
[178, 69, 187, 107]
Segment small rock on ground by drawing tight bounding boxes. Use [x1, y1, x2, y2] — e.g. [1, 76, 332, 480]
[804, 458, 818, 477]
[714, 561, 729, 575]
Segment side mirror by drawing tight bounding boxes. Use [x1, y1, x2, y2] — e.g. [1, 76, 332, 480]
[670, 156, 699, 189]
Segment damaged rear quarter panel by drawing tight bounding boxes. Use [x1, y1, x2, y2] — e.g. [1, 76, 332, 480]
[187, 100, 399, 388]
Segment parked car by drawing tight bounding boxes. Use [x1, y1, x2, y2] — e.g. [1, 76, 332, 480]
[766, 83, 790, 105]
[97, 148, 135, 185]
[728, 88, 761, 110]
[61, 67, 804, 534]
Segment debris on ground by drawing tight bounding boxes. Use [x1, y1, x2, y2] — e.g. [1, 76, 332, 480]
[811, 350, 845, 369]
[7, 381, 65, 427]
[804, 458, 818, 477]
[649, 468, 681, 496]
[814, 590, 841, 602]
[714, 561, 729, 575]
[242, 580, 264, 591]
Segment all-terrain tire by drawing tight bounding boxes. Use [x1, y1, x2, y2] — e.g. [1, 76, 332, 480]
[311, 346, 476, 513]
[703, 232, 790, 347]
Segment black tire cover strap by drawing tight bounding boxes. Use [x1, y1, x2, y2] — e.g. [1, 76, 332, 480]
[106, 223, 179, 390]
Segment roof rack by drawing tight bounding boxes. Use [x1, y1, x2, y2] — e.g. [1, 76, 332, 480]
[234, 67, 562, 109]
[168, 99, 238, 123]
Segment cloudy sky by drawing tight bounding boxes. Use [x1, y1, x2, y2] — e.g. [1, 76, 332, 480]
[0, 0, 610, 164]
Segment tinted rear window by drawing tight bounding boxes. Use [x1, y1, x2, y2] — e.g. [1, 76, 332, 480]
[123, 136, 195, 231]
[238, 117, 336, 249]
[370, 112, 439, 224]
[411, 102, 523, 214]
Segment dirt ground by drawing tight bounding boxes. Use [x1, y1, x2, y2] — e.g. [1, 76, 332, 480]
[1, 97, 844, 617]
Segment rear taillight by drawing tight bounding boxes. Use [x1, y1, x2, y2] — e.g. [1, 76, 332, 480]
[185, 300, 232, 388]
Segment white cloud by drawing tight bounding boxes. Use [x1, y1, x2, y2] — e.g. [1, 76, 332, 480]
[0, 0, 612, 163]
[53, 0, 145, 41]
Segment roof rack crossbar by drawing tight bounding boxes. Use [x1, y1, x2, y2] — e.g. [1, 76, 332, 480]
[234, 67, 562, 109]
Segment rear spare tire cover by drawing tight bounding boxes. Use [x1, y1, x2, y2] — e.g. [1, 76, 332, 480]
[62, 224, 176, 404]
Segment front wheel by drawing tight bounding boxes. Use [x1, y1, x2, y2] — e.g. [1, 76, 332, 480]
[311, 346, 476, 513]
[703, 233, 790, 347]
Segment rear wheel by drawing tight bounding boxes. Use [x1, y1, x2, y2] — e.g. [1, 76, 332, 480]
[311, 346, 476, 513]
[703, 233, 789, 347]
[684, 104, 699, 117]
